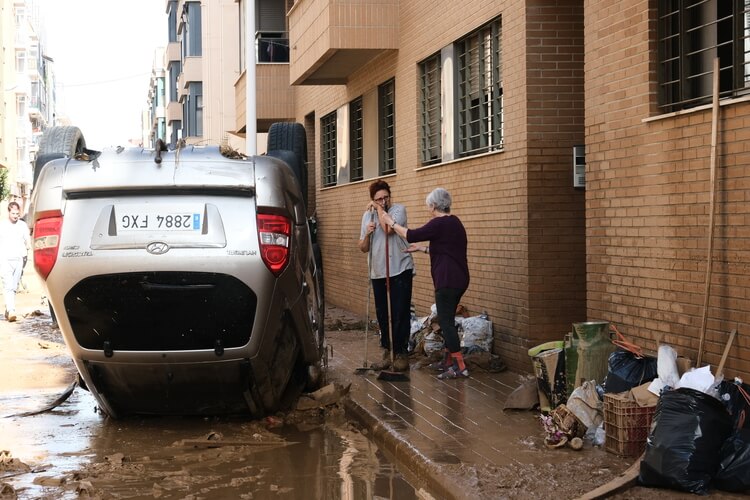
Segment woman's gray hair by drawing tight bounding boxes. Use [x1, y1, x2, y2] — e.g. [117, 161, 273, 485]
[426, 188, 452, 213]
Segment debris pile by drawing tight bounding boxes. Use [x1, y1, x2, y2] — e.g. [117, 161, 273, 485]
[408, 304, 506, 372]
[521, 322, 750, 495]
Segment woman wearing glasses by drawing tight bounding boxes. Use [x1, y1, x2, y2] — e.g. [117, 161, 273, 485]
[379, 188, 470, 379]
[358, 180, 415, 372]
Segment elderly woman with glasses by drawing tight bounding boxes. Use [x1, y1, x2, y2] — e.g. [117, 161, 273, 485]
[379, 187, 470, 379]
[358, 180, 415, 372]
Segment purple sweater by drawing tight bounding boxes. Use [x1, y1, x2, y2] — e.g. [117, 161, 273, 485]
[406, 215, 469, 290]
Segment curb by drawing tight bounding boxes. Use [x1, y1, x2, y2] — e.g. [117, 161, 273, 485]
[343, 396, 463, 500]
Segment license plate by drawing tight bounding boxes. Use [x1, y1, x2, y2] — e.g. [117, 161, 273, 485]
[117, 205, 202, 232]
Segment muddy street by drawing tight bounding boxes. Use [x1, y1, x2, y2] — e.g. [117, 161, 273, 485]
[2, 273, 747, 499]
[0, 284, 418, 499]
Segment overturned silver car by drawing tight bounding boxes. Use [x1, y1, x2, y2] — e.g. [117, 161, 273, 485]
[29, 125, 325, 418]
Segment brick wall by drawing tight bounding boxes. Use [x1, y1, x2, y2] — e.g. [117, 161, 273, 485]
[293, 0, 587, 374]
[585, 0, 750, 380]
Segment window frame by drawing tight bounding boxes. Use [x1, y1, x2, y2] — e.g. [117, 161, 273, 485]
[419, 53, 442, 166]
[321, 111, 337, 187]
[349, 97, 364, 182]
[455, 17, 503, 158]
[657, 0, 750, 112]
[182, 1, 203, 59]
[378, 79, 396, 175]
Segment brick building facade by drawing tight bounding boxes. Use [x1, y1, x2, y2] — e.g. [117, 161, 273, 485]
[584, 0, 750, 378]
[240, 0, 749, 380]
[288, 0, 587, 374]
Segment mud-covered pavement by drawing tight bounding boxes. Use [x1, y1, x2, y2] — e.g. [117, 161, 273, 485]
[0, 278, 419, 499]
[2, 271, 746, 499]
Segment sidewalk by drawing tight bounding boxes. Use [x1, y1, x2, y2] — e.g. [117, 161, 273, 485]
[322, 307, 718, 500]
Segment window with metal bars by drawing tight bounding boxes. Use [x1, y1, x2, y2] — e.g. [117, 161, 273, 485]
[350, 97, 364, 181]
[658, 0, 750, 112]
[379, 79, 396, 175]
[456, 18, 503, 157]
[321, 111, 337, 187]
[419, 54, 442, 166]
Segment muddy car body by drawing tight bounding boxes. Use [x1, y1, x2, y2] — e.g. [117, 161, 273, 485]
[29, 127, 324, 417]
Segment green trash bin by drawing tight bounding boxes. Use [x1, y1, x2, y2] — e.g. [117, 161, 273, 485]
[570, 321, 614, 390]
[564, 331, 578, 399]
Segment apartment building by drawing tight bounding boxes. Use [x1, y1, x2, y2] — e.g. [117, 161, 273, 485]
[144, 48, 167, 148]
[0, 0, 51, 212]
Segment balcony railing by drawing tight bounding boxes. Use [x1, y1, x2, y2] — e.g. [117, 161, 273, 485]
[257, 32, 289, 63]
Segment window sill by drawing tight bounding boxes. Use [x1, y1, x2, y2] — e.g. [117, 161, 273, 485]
[415, 148, 504, 172]
[643, 94, 750, 124]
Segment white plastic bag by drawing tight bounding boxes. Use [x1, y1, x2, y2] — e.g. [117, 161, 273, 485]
[457, 316, 493, 352]
[657, 344, 680, 389]
[678, 365, 716, 393]
[566, 380, 603, 431]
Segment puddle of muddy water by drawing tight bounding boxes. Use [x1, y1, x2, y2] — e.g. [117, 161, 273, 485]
[1, 387, 420, 499]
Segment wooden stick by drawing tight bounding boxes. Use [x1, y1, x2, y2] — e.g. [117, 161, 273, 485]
[697, 57, 721, 367]
[715, 328, 737, 379]
[576, 452, 644, 499]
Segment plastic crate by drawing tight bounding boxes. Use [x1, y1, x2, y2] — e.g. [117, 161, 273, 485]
[603, 392, 656, 457]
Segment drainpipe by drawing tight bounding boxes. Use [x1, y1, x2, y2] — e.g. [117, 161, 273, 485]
[245, 1, 257, 155]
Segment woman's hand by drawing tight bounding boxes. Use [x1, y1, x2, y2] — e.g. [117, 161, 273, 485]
[378, 209, 393, 228]
[405, 243, 428, 254]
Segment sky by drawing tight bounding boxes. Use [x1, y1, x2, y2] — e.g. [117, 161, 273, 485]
[38, 0, 167, 148]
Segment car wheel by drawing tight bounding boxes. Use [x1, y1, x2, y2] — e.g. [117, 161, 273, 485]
[267, 122, 308, 206]
[34, 126, 87, 186]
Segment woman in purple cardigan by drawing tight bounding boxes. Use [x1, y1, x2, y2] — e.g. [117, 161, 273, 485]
[378, 188, 470, 379]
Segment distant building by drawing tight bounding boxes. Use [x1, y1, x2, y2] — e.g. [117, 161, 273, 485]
[0, 0, 53, 212]
[144, 47, 166, 149]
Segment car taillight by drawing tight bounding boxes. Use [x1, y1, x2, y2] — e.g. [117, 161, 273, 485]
[33, 215, 63, 280]
[257, 213, 291, 276]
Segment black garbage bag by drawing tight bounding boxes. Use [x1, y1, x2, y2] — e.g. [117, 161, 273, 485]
[638, 388, 733, 494]
[604, 350, 658, 394]
[717, 379, 750, 430]
[715, 428, 750, 493]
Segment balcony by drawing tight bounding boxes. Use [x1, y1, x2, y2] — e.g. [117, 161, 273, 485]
[235, 64, 295, 134]
[177, 56, 202, 98]
[166, 101, 183, 124]
[288, 0, 399, 85]
[166, 41, 180, 63]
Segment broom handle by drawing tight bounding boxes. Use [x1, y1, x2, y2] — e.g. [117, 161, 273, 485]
[364, 210, 375, 366]
[385, 227, 395, 365]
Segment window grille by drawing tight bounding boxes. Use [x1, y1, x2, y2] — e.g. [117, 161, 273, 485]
[379, 79, 396, 175]
[420, 54, 442, 165]
[658, 0, 750, 112]
[456, 18, 503, 157]
[350, 97, 364, 182]
[321, 111, 337, 187]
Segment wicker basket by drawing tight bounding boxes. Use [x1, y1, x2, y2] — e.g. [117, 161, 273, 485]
[603, 391, 656, 457]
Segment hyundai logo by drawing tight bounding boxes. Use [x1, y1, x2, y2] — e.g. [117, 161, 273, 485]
[146, 242, 170, 255]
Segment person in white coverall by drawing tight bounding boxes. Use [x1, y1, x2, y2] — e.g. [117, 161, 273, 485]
[0, 201, 30, 322]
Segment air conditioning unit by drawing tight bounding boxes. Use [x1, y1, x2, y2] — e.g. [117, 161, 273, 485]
[573, 145, 585, 188]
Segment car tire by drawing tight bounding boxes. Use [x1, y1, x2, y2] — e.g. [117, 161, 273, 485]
[313, 241, 325, 352]
[267, 122, 308, 205]
[34, 126, 87, 186]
